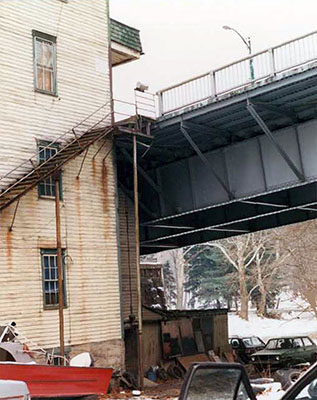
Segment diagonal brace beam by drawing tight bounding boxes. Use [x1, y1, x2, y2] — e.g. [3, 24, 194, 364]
[182, 120, 232, 138]
[247, 101, 305, 182]
[180, 122, 234, 200]
[119, 147, 178, 213]
[252, 101, 298, 123]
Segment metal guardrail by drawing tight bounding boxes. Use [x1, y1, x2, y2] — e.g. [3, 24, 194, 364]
[157, 30, 317, 116]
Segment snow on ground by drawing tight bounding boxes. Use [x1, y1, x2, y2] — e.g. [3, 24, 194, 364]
[229, 292, 317, 341]
[229, 310, 317, 342]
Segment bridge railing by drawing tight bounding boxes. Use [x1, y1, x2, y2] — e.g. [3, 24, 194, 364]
[157, 30, 317, 116]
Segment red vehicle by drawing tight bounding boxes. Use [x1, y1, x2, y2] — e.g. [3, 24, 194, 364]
[0, 324, 112, 398]
[0, 363, 112, 398]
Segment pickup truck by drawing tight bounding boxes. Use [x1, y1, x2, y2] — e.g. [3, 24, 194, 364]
[0, 380, 30, 400]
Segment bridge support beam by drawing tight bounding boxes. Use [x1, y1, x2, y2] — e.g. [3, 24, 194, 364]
[180, 122, 235, 200]
[247, 101, 305, 182]
[252, 101, 298, 123]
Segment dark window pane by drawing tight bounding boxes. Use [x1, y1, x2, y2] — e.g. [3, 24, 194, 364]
[42, 250, 66, 308]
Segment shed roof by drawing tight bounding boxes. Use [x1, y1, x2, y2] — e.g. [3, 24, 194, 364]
[143, 305, 228, 322]
[110, 18, 142, 53]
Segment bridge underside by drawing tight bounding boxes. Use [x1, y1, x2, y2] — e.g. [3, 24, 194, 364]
[116, 65, 317, 254]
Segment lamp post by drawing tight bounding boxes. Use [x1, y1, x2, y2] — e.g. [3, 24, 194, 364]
[223, 25, 255, 80]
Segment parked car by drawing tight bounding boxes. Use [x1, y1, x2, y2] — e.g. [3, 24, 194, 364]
[0, 380, 30, 400]
[229, 336, 265, 363]
[251, 336, 317, 371]
[178, 361, 317, 400]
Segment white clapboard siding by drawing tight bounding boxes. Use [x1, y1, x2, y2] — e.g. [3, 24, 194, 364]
[0, 139, 122, 349]
[0, 0, 111, 190]
[0, 0, 123, 349]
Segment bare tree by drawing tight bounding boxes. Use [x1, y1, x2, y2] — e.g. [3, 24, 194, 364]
[283, 221, 317, 318]
[209, 234, 262, 320]
[158, 247, 193, 309]
[249, 232, 289, 317]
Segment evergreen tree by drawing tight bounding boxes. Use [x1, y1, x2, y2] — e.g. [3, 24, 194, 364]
[185, 246, 236, 309]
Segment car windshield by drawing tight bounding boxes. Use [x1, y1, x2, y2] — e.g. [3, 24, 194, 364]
[242, 337, 263, 348]
[265, 338, 295, 350]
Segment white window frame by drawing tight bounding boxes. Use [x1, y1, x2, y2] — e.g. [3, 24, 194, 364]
[33, 30, 57, 96]
[38, 141, 62, 199]
[41, 249, 67, 310]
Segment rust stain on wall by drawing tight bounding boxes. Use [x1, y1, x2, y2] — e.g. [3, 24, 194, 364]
[6, 230, 12, 268]
[74, 177, 86, 308]
[91, 159, 97, 185]
[101, 160, 109, 213]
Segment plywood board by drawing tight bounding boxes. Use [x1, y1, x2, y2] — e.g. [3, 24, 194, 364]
[177, 354, 210, 371]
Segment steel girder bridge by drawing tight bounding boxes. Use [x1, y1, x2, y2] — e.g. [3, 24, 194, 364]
[116, 31, 317, 254]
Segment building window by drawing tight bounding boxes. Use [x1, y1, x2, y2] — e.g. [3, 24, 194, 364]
[33, 31, 57, 95]
[41, 249, 67, 309]
[38, 143, 62, 198]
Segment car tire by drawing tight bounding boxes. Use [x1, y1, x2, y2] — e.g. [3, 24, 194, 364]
[167, 364, 185, 379]
[274, 369, 301, 390]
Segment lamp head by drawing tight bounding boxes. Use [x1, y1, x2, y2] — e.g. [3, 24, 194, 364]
[135, 81, 149, 92]
[222, 25, 231, 30]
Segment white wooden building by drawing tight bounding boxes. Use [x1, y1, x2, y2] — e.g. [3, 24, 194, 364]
[0, 0, 142, 369]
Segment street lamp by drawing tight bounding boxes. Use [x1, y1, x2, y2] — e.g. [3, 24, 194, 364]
[222, 25, 255, 80]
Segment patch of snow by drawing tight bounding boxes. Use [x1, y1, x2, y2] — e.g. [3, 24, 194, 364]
[151, 304, 162, 309]
[257, 390, 285, 400]
[229, 310, 317, 342]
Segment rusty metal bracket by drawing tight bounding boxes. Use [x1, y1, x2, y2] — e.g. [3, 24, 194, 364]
[72, 128, 82, 148]
[102, 144, 113, 162]
[92, 140, 107, 160]
[76, 148, 89, 179]
[9, 198, 20, 232]
[29, 159, 41, 177]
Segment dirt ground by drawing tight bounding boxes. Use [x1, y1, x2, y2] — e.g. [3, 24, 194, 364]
[102, 379, 183, 400]
[143, 379, 183, 398]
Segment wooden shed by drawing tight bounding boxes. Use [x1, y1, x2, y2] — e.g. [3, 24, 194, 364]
[142, 306, 229, 373]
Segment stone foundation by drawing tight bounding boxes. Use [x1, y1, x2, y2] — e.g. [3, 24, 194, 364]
[69, 338, 125, 370]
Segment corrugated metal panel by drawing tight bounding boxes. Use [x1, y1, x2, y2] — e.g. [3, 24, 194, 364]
[0, 0, 111, 185]
[0, 139, 122, 349]
[118, 191, 138, 322]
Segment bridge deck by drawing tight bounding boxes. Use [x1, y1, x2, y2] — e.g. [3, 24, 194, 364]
[116, 36, 317, 254]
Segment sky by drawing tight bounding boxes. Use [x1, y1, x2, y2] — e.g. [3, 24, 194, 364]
[110, 0, 317, 105]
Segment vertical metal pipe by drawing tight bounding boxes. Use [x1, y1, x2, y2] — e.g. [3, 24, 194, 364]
[54, 174, 65, 359]
[106, 0, 114, 125]
[133, 135, 143, 389]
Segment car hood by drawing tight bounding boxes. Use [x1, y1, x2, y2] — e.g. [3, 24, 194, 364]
[252, 349, 289, 357]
